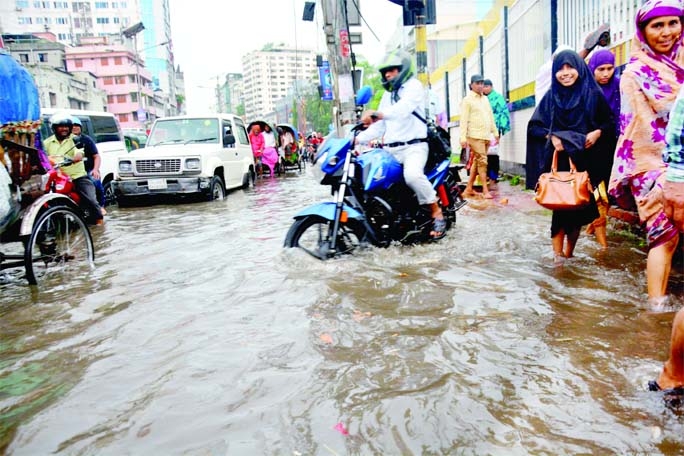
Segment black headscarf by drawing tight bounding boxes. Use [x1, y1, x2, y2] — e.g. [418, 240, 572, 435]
[550, 50, 604, 132]
[525, 50, 616, 190]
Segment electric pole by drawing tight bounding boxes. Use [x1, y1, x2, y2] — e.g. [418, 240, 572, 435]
[320, 0, 356, 136]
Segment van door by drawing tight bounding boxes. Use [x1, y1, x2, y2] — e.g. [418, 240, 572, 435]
[221, 119, 240, 187]
[87, 114, 127, 184]
[232, 119, 252, 180]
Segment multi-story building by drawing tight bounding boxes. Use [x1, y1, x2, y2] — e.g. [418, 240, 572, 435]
[65, 35, 155, 128]
[0, 0, 183, 119]
[218, 73, 243, 114]
[241, 46, 318, 121]
[0, 0, 139, 45]
[3, 33, 106, 111]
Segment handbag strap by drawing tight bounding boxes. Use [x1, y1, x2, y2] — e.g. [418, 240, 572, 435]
[551, 149, 579, 174]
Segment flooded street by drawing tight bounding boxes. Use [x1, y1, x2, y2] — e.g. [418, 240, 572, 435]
[2, 169, 684, 455]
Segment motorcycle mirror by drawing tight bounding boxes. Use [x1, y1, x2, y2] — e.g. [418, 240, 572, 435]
[355, 86, 373, 106]
[72, 135, 84, 149]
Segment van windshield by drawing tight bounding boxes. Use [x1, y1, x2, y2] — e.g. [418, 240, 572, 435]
[148, 118, 219, 147]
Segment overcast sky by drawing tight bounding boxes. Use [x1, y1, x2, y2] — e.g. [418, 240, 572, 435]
[168, 0, 403, 114]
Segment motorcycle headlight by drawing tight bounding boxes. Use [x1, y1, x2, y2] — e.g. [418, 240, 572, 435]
[185, 158, 201, 170]
[119, 160, 132, 173]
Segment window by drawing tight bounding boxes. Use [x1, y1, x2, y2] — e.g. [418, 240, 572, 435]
[38, 53, 47, 62]
[117, 94, 126, 103]
[119, 113, 128, 122]
[129, 75, 136, 83]
[100, 57, 109, 65]
[49, 92, 57, 107]
[96, 17, 109, 24]
[113, 17, 120, 24]
[18, 17, 33, 24]
[107, 95, 115, 103]
[103, 77, 113, 85]
[94, 1, 108, 7]
[16, 0, 29, 7]
[74, 58, 83, 67]
[56, 17, 67, 24]
[114, 56, 122, 65]
[116, 76, 126, 84]
[19, 54, 29, 63]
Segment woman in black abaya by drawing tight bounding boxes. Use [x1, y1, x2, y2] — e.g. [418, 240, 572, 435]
[525, 50, 616, 261]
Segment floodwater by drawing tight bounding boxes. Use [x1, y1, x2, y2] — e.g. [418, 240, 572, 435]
[1, 170, 684, 455]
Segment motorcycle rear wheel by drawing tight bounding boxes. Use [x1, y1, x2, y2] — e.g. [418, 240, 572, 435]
[284, 215, 365, 259]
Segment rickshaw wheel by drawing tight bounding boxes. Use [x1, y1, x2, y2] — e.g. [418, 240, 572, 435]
[24, 205, 95, 285]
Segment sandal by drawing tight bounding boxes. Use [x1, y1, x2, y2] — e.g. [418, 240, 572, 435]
[430, 217, 447, 240]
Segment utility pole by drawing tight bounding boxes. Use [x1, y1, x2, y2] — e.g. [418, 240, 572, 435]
[414, 5, 427, 86]
[320, 0, 356, 136]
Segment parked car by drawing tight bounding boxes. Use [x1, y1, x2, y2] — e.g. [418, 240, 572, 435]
[40, 108, 127, 206]
[113, 114, 255, 206]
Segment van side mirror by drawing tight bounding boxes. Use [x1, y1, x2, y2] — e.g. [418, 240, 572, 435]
[223, 133, 236, 147]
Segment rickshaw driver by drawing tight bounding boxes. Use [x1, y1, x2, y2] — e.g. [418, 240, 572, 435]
[43, 114, 104, 225]
[354, 50, 446, 239]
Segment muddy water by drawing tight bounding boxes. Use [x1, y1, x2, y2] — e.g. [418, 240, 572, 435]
[1, 172, 683, 455]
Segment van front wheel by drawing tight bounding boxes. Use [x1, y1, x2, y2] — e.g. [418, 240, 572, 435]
[207, 176, 225, 201]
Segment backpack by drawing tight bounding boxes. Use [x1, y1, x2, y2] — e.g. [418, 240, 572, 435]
[412, 111, 452, 168]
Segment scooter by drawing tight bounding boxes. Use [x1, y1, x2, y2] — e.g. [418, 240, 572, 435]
[284, 86, 467, 260]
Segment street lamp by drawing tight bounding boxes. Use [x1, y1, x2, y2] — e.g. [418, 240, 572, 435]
[122, 22, 145, 125]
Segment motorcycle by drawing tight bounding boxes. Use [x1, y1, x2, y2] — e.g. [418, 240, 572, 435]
[284, 87, 467, 260]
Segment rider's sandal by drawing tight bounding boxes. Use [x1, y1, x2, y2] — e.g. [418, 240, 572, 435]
[430, 217, 447, 240]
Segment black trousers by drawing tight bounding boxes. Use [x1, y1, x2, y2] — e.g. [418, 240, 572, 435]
[74, 176, 103, 223]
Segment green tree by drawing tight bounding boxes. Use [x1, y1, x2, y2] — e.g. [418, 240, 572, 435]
[235, 103, 245, 116]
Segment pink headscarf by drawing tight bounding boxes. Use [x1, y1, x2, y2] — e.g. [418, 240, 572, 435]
[635, 0, 684, 62]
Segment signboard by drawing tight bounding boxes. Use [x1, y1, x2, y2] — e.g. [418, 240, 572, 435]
[137, 108, 147, 121]
[318, 61, 333, 101]
[339, 30, 350, 58]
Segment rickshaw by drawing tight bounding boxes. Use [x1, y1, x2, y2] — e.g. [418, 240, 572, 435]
[276, 123, 303, 172]
[0, 51, 94, 285]
[247, 120, 280, 177]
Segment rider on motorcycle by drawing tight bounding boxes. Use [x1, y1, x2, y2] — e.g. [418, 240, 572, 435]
[354, 50, 446, 239]
[43, 114, 104, 225]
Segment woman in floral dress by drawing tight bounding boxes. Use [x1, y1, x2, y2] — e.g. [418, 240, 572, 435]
[609, 0, 684, 303]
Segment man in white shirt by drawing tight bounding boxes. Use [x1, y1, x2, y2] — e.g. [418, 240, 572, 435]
[356, 50, 445, 238]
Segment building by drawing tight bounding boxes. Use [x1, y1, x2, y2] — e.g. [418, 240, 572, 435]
[3, 33, 106, 111]
[64, 35, 156, 128]
[241, 46, 318, 121]
[217, 73, 243, 114]
[0, 0, 184, 119]
[0, 0, 139, 45]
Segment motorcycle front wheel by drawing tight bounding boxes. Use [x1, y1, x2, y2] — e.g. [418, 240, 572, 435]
[284, 215, 366, 259]
[24, 205, 95, 285]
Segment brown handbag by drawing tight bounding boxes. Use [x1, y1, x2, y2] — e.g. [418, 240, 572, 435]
[534, 150, 593, 211]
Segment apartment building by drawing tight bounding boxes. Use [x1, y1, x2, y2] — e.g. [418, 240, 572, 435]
[241, 46, 317, 121]
[0, 0, 182, 119]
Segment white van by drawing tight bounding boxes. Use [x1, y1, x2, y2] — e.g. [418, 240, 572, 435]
[113, 114, 255, 205]
[40, 108, 128, 205]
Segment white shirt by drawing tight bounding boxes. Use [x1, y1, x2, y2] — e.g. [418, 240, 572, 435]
[263, 130, 276, 148]
[357, 77, 427, 144]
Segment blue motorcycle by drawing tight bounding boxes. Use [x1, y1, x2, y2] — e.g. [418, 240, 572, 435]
[284, 88, 467, 260]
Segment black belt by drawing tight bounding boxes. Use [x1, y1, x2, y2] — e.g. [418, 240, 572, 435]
[385, 138, 428, 148]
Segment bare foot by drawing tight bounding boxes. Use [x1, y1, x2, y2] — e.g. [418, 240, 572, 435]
[483, 192, 494, 199]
